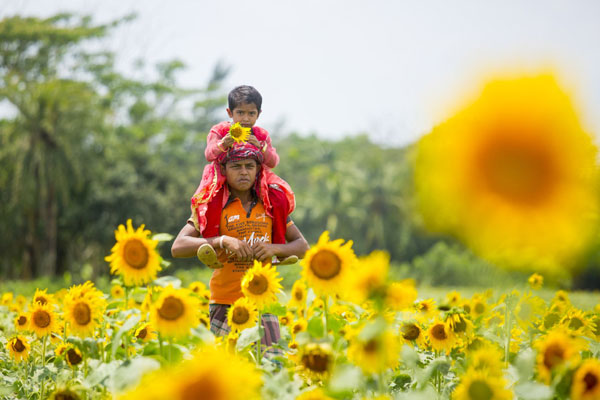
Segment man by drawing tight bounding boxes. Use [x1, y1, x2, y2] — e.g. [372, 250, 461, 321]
[171, 143, 309, 345]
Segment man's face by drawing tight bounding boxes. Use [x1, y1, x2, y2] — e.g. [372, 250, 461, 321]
[222, 159, 259, 192]
[226, 102, 260, 128]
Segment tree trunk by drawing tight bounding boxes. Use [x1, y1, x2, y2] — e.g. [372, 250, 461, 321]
[40, 181, 58, 277]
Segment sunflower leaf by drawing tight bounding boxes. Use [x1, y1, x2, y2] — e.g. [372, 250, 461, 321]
[307, 316, 324, 338]
[513, 382, 552, 400]
[236, 326, 260, 352]
[151, 233, 174, 242]
[263, 302, 286, 317]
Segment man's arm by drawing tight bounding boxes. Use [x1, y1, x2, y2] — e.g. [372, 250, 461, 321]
[171, 222, 254, 261]
[252, 223, 310, 263]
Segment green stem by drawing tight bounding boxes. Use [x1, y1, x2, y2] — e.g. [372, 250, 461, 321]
[158, 333, 164, 360]
[322, 295, 328, 336]
[41, 335, 47, 367]
[168, 337, 173, 363]
[378, 371, 386, 395]
[256, 311, 262, 366]
[504, 301, 512, 368]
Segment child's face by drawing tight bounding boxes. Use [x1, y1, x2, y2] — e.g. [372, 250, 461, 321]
[226, 102, 261, 128]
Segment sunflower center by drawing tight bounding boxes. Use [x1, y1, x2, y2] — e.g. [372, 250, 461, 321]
[180, 374, 223, 400]
[364, 339, 378, 353]
[35, 296, 48, 305]
[477, 138, 555, 206]
[544, 313, 560, 329]
[302, 352, 330, 373]
[568, 317, 584, 330]
[136, 327, 147, 339]
[468, 379, 494, 400]
[294, 288, 304, 301]
[33, 310, 51, 328]
[231, 307, 250, 325]
[248, 274, 268, 295]
[293, 323, 304, 334]
[310, 250, 342, 280]
[17, 316, 27, 326]
[158, 296, 185, 320]
[584, 372, 598, 392]
[73, 302, 91, 325]
[431, 324, 447, 340]
[401, 324, 420, 341]
[123, 239, 149, 269]
[452, 316, 467, 333]
[52, 390, 79, 400]
[543, 343, 565, 370]
[474, 303, 485, 315]
[12, 338, 25, 352]
[66, 348, 82, 366]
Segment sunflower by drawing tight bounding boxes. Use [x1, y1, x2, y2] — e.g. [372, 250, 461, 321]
[135, 323, 157, 342]
[111, 284, 125, 298]
[399, 321, 427, 349]
[535, 328, 585, 383]
[14, 313, 29, 332]
[446, 291, 462, 307]
[385, 280, 418, 311]
[279, 312, 294, 327]
[227, 297, 258, 332]
[31, 288, 54, 307]
[65, 345, 83, 367]
[49, 388, 81, 400]
[347, 328, 400, 374]
[63, 283, 106, 337]
[300, 231, 357, 296]
[347, 250, 389, 303]
[288, 280, 307, 309]
[514, 293, 546, 330]
[105, 219, 162, 286]
[416, 74, 600, 274]
[571, 358, 600, 400]
[528, 273, 544, 290]
[228, 122, 251, 143]
[296, 388, 334, 400]
[446, 312, 474, 337]
[561, 309, 595, 338]
[6, 335, 30, 362]
[427, 320, 457, 354]
[1, 292, 12, 306]
[469, 295, 488, 318]
[452, 368, 512, 400]
[415, 299, 437, 318]
[241, 261, 282, 309]
[299, 342, 334, 380]
[189, 281, 207, 294]
[292, 318, 308, 336]
[150, 286, 199, 338]
[29, 302, 59, 337]
[467, 343, 504, 376]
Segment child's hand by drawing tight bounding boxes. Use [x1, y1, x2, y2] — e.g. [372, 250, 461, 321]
[247, 135, 260, 148]
[222, 236, 253, 262]
[220, 134, 234, 149]
[252, 242, 276, 262]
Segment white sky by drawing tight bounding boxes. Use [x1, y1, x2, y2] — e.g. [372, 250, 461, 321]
[2, 0, 600, 146]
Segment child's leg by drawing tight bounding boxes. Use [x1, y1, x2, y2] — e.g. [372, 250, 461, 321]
[208, 304, 231, 337]
[260, 313, 283, 359]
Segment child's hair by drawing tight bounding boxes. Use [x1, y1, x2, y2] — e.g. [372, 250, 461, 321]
[228, 85, 262, 112]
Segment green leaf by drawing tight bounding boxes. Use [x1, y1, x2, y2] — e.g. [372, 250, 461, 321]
[236, 326, 260, 352]
[109, 357, 161, 393]
[329, 364, 363, 392]
[263, 302, 287, 317]
[153, 275, 181, 288]
[152, 233, 174, 241]
[514, 382, 553, 400]
[307, 316, 324, 338]
[111, 313, 141, 360]
[357, 317, 386, 341]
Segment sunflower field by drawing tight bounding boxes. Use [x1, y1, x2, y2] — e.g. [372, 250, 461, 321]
[1, 219, 600, 400]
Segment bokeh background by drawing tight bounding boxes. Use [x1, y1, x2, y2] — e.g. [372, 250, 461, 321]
[2, 1, 600, 290]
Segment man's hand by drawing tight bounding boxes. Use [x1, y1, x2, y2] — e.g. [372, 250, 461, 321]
[220, 133, 234, 150]
[222, 236, 253, 262]
[252, 242, 277, 262]
[247, 135, 260, 148]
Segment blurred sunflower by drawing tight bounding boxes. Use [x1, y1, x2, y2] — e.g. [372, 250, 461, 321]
[528, 273, 544, 290]
[534, 328, 585, 383]
[63, 283, 106, 337]
[188, 281, 207, 294]
[415, 299, 437, 318]
[385, 280, 418, 311]
[105, 219, 162, 286]
[347, 250, 390, 304]
[1, 292, 12, 306]
[561, 309, 595, 338]
[14, 313, 29, 332]
[296, 388, 334, 400]
[514, 293, 546, 330]
[399, 321, 427, 349]
[415, 75, 600, 274]
[446, 312, 474, 337]
[227, 297, 258, 332]
[135, 323, 157, 342]
[299, 342, 334, 380]
[347, 327, 399, 374]
[453, 368, 512, 400]
[241, 261, 282, 309]
[467, 343, 504, 376]
[427, 320, 456, 354]
[32, 288, 54, 307]
[64, 345, 83, 367]
[288, 280, 307, 309]
[151, 286, 199, 338]
[279, 312, 294, 327]
[469, 295, 488, 318]
[571, 358, 600, 400]
[29, 302, 59, 337]
[301, 231, 357, 296]
[111, 284, 125, 299]
[291, 318, 308, 337]
[6, 335, 30, 362]
[229, 122, 251, 143]
[49, 387, 81, 400]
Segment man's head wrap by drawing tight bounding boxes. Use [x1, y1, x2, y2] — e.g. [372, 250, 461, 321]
[219, 142, 264, 165]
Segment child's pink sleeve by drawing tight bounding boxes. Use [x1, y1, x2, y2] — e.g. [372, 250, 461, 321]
[205, 122, 229, 162]
[261, 134, 280, 168]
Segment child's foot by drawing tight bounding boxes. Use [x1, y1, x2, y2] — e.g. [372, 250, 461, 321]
[197, 244, 223, 269]
[277, 255, 298, 266]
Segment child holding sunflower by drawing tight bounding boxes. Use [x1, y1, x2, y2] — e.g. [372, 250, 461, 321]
[191, 85, 295, 267]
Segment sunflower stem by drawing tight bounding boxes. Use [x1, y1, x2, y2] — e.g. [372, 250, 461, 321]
[158, 332, 164, 360]
[378, 371, 386, 395]
[41, 334, 47, 368]
[504, 299, 512, 368]
[322, 295, 328, 336]
[256, 310, 262, 366]
[168, 337, 173, 363]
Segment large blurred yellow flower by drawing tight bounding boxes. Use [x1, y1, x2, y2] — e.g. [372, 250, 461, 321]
[299, 342, 334, 380]
[347, 327, 399, 374]
[105, 219, 162, 286]
[535, 328, 585, 383]
[241, 261, 282, 309]
[301, 231, 357, 296]
[63, 282, 106, 337]
[150, 286, 199, 338]
[347, 250, 389, 304]
[453, 368, 512, 400]
[571, 358, 600, 400]
[6, 335, 30, 362]
[385, 280, 418, 311]
[227, 297, 258, 332]
[415, 75, 599, 274]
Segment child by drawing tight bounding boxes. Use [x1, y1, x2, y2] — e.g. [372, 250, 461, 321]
[190, 85, 296, 268]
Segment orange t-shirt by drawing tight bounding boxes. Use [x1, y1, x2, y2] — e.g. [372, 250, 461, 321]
[209, 197, 272, 304]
